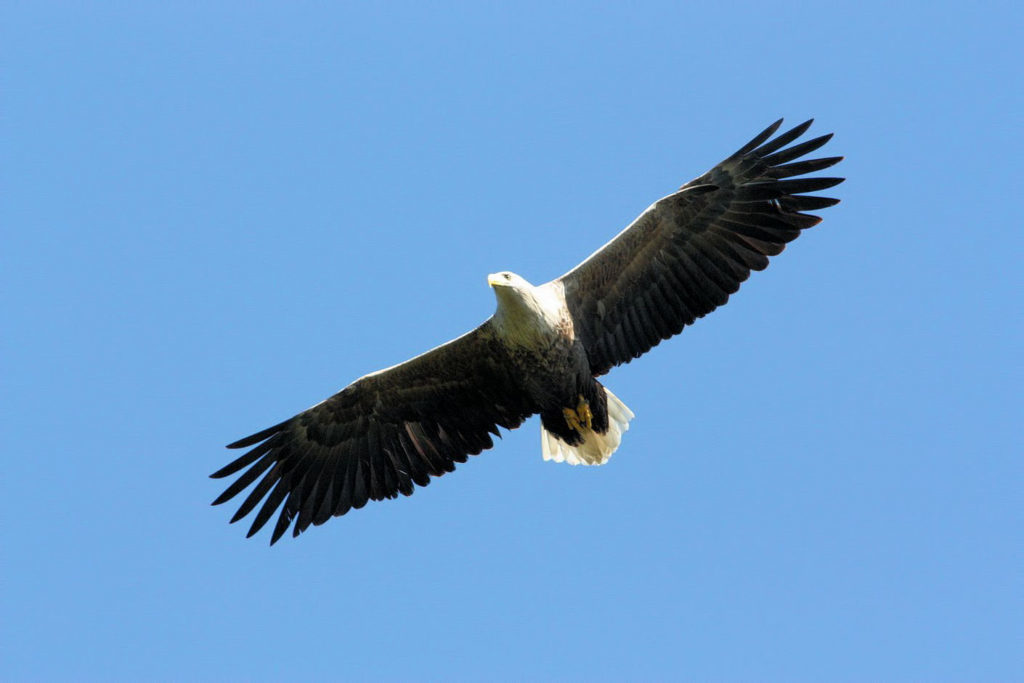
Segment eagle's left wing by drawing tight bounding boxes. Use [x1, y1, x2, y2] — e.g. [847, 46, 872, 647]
[557, 119, 844, 376]
[211, 321, 535, 544]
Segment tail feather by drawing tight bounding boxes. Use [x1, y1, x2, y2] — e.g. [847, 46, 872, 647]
[541, 387, 634, 466]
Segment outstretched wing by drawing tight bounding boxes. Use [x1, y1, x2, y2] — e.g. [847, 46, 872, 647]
[558, 119, 844, 376]
[211, 322, 535, 544]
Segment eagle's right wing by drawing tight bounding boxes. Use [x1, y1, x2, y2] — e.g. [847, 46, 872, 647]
[211, 321, 536, 544]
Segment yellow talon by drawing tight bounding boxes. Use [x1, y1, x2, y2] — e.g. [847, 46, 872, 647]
[563, 407, 582, 433]
[577, 395, 593, 430]
[563, 396, 593, 433]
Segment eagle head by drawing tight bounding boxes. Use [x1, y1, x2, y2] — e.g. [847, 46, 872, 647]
[487, 271, 532, 290]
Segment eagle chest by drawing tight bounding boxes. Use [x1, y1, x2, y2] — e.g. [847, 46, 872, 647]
[500, 321, 586, 401]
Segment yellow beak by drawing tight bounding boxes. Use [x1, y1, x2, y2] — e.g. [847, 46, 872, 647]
[487, 273, 503, 287]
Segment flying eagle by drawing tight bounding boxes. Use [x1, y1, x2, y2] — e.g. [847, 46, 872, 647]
[212, 119, 843, 544]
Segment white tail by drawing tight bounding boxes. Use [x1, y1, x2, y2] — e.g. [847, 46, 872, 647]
[541, 387, 635, 466]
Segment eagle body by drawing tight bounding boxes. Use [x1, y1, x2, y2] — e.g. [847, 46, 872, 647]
[213, 119, 845, 544]
[488, 273, 620, 460]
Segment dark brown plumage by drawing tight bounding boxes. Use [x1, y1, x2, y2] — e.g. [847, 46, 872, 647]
[560, 118, 842, 375]
[212, 326, 533, 544]
[212, 119, 843, 544]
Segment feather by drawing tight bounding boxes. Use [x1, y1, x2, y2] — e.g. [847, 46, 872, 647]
[212, 119, 843, 543]
[559, 119, 843, 375]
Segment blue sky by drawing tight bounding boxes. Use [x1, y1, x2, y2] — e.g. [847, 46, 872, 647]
[3, 2, 1021, 681]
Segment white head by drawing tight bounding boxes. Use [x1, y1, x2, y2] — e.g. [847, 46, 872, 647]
[487, 270, 533, 293]
[487, 270, 540, 312]
[488, 271, 539, 326]
[487, 271, 566, 341]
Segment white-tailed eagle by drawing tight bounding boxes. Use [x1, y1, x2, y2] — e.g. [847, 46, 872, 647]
[212, 119, 843, 544]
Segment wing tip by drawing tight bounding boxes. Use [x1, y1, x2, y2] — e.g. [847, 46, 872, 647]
[211, 491, 233, 506]
[209, 464, 237, 480]
[270, 524, 289, 545]
[226, 435, 263, 449]
[226, 419, 291, 449]
[733, 118, 785, 157]
[231, 508, 250, 525]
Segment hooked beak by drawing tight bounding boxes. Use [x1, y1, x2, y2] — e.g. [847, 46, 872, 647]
[487, 273, 503, 288]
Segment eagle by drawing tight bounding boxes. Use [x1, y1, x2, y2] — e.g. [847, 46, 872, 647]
[212, 119, 843, 544]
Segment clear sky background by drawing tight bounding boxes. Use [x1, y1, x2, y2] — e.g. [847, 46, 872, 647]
[3, 2, 1021, 681]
